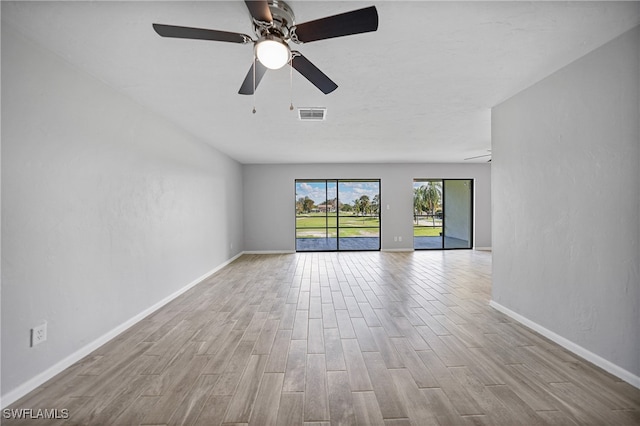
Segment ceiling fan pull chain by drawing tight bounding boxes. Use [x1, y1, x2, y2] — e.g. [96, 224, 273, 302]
[252, 57, 257, 114]
[289, 57, 294, 111]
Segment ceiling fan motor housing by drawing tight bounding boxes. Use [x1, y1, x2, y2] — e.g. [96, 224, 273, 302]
[254, 0, 295, 40]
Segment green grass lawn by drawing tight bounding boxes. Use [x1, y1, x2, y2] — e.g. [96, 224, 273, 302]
[296, 229, 380, 238]
[296, 213, 379, 228]
[296, 213, 380, 238]
[296, 214, 442, 238]
[296, 215, 337, 227]
[413, 226, 442, 237]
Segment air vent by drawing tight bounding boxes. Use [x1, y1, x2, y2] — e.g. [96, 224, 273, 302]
[298, 107, 327, 121]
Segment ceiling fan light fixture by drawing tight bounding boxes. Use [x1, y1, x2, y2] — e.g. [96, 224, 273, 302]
[255, 37, 291, 70]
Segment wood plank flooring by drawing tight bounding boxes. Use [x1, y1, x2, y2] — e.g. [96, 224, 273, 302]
[5, 251, 640, 425]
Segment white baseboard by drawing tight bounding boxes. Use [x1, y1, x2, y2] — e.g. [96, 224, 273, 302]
[474, 246, 492, 251]
[0, 252, 244, 409]
[489, 300, 640, 389]
[243, 250, 296, 254]
[381, 248, 415, 252]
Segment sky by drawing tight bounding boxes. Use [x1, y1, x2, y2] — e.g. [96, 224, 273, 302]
[295, 180, 380, 206]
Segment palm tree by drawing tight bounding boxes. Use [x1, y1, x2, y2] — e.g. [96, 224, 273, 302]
[413, 186, 427, 224]
[372, 194, 380, 217]
[359, 195, 370, 220]
[413, 182, 442, 225]
[423, 182, 442, 226]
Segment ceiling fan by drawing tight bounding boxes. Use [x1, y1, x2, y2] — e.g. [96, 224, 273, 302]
[152, 1, 378, 95]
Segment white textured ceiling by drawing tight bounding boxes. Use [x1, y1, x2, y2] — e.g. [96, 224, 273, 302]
[2, 1, 639, 163]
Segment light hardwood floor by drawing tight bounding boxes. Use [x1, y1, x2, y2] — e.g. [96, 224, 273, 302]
[5, 251, 640, 425]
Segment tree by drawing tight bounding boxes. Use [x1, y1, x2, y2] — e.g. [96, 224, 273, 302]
[372, 194, 380, 217]
[359, 195, 370, 217]
[413, 186, 426, 224]
[352, 195, 371, 221]
[298, 196, 315, 214]
[414, 182, 442, 225]
[423, 182, 442, 225]
[296, 197, 305, 214]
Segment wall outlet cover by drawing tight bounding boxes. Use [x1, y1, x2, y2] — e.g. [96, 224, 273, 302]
[31, 322, 47, 347]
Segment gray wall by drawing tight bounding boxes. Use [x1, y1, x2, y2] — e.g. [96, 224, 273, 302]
[1, 26, 244, 400]
[492, 27, 639, 380]
[243, 163, 491, 251]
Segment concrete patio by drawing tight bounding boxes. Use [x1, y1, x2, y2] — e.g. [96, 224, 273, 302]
[295, 236, 470, 251]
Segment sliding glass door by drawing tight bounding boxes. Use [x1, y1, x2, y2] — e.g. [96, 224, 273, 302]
[443, 180, 473, 248]
[295, 179, 380, 251]
[295, 180, 337, 251]
[413, 179, 473, 250]
[413, 180, 443, 249]
[337, 181, 381, 250]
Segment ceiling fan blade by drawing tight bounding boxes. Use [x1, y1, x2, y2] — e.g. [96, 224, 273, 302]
[238, 60, 268, 95]
[245, 0, 273, 23]
[153, 23, 251, 44]
[291, 52, 338, 94]
[464, 154, 492, 160]
[292, 6, 378, 43]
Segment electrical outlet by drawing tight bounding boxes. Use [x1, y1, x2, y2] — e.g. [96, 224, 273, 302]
[398, 236, 402, 242]
[31, 322, 47, 347]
